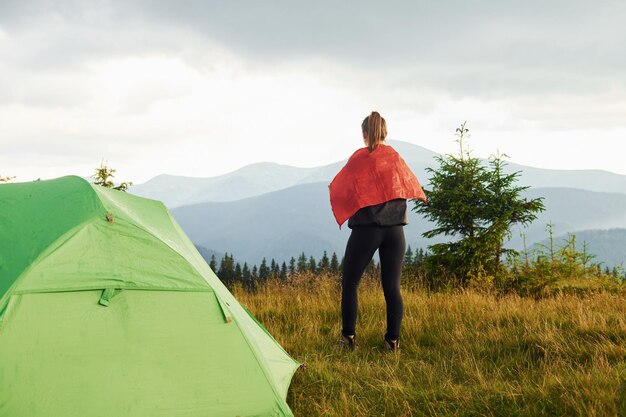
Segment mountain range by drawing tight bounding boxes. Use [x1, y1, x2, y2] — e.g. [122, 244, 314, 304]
[130, 140, 626, 267]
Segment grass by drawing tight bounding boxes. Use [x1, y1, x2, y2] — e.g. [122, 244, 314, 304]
[233, 274, 626, 417]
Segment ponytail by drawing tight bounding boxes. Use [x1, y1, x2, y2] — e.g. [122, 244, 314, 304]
[361, 111, 387, 152]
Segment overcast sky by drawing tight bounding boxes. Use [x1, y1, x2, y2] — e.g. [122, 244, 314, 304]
[1, 0, 625, 184]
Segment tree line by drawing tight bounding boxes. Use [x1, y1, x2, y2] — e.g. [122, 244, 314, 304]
[206, 246, 429, 290]
[208, 250, 342, 290]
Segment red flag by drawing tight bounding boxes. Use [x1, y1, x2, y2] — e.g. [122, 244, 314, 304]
[329, 144, 427, 227]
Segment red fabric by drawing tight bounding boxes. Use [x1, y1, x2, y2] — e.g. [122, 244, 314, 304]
[329, 143, 427, 227]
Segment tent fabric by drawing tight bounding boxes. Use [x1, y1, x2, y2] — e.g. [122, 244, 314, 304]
[0, 176, 300, 417]
[328, 143, 427, 227]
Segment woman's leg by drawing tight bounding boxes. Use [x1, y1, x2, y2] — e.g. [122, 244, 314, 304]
[378, 226, 406, 341]
[341, 226, 382, 337]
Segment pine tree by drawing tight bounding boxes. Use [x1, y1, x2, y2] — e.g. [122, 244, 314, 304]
[219, 253, 237, 284]
[308, 256, 317, 273]
[259, 258, 270, 280]
[289, 257, 296, 275]
[319, 251, 330, 272]
[270, 259, 278, 278]
[330, 252, 339, 273]
[242, 262, 251, 286]
[297, 252, 307, 273]
[218, 253, 228, 283]
[404, 245, 414, 265]
[250, 264, 258, 292]
[414, 123, 544, 283]
[280, 262, 288, 280]
[234, 262, 242, 283]
[92, 162, 132, 192]
[416, 248, 426, 266]
[208, 254, 217, 272]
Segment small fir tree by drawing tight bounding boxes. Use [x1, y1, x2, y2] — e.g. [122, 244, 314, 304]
[288, 257, 296, 275]
[404, 245, 414, 265]
[209, 254, 217, 272]
[330, 252, 339, 273]
[297, 252, 307, 273]
[319, 251, 330, 272]
[414, 122, 544, 284]
[308, 256, 317, 273]
[92, 162, 132, 192]
[259, 258, 270, 281]
[234, 263, 242, 282]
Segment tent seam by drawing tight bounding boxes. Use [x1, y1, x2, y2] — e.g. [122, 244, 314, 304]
[0, 218, 96, 316]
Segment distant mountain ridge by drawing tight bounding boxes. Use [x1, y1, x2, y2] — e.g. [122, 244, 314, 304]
[129, 140, 626, 267]
[170, 182, 626, 267]
[131, 140, 626, 208]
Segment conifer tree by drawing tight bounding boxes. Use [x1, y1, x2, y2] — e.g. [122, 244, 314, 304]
[319, 251, 330, 272]
[218, 253, 228, 282]
[404, 245, 414, 265]
[218, 253, 236, 284]
[415, 248, 426, 267]
[289, 257, 296, 275]
[297, 252, 307, 273]
[308, 256, 317, 273]
[270, 259, 278, 278]
[92, 162, 132, 192]
[234, 262, 242, 283]
[242, 262, 251, 285]
[330, 252, 339, 273]
[259, 258, 270, 280]
[280, 262, 288, 280]
[250, 265, 259, 291]
[414, 123, 544, 282]
[209, 254, 217, 272]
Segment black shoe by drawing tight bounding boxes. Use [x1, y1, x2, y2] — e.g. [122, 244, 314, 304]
[384, 337, 399, 352]
[340, 334, 357, 351]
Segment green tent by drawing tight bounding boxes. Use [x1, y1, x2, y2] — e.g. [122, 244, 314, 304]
[0, 176, 300, 417]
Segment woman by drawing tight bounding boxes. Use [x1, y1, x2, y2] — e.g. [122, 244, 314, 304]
[329, 111, 427, 351]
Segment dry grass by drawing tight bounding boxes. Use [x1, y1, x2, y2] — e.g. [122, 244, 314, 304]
[233, 274, 626, 416]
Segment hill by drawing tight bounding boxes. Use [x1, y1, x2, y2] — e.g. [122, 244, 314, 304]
[171, 183, 626, 266]
[132, 140, 626, 208]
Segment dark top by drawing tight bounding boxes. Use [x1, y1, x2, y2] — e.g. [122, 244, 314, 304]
[347, 199, 408, 229]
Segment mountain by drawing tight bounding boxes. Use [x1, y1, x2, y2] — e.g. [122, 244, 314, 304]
[194, 245, 223, 264]
[171, 182, 350, 264]
[129, 163, 320, 208]
[509, 188, 626, 249]
[170, 182, 626, 266]
[129, 142, 440, 208]
[131, 139, 626, 267]
[131, 140, 626, 208]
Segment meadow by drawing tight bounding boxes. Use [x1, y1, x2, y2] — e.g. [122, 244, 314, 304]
[234, 275, 626, 417]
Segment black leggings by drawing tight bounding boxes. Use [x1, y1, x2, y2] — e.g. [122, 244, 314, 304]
[341, 225, 405, 341]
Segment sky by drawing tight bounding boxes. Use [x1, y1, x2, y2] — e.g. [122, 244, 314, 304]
[1, 0, 625, 184]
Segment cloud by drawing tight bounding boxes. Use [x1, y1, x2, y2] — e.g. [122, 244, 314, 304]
[0, 0, 625, 183]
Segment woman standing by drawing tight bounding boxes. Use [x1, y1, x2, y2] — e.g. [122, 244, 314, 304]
[329, 112, 427, 351]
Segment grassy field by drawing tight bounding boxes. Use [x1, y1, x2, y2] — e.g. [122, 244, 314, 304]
[233, 275, 626, 417]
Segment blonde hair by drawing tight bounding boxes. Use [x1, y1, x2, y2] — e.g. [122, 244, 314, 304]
[361, 111, 387, 152]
